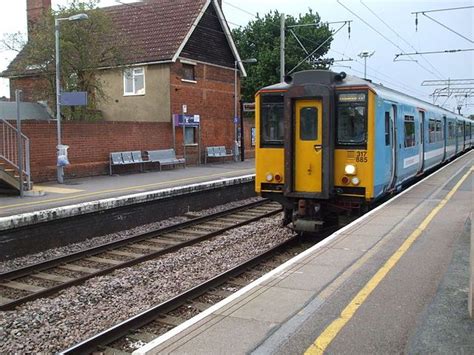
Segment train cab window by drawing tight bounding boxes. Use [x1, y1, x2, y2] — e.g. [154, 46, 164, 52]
[404, 115, 415, 147]
[260, 94, 284, 147]
[300, 107, 318, 140]
[336, 92, 367, 146]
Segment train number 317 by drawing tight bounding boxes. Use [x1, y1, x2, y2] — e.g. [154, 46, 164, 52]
[356, 151, 368, 163]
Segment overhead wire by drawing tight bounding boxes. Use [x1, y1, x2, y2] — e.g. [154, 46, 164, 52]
[421, 13, 473, 44]
[336, 0, 443, 79]
[223, 0, 432, 99]
[359, 0, 445, 79]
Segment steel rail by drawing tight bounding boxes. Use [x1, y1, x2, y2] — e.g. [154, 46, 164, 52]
[0, 199, 281, 310]
[60, 235, 299, 354]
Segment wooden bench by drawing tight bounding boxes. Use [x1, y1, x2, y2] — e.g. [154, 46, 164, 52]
[146, 149, 185, 171]
[205, 146, 233, 164]
[109, 151, 147, 175]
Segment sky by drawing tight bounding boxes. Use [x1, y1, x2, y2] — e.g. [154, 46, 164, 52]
[0, 0, 473, 115]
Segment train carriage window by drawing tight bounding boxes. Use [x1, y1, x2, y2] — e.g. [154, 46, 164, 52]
[336, 92, 367, 146]
[428, 119, 436, 143]
[457, 123, 463, 137]
[300, 107, 318, 140]
[404, 115, 415, 147]
[448, 121, 455, 139]
[260, 94, 284, 147]
[384, 112, 390, 146]
[436, 120, 443, 141]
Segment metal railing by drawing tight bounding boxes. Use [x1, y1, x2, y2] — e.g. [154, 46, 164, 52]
[0, 119, 31, 190]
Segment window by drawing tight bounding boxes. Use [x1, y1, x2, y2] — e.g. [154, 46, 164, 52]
[404, 115, 415, 147]
[457, 123, 463, 137]
[448, 121, 455, 139]
[428, 119, 436, 143]
[436, 121, 443, 141]
[300, 107, 318, 140]
[124, 67, 145, 95]
[184, 127, 196, 145]
[183, 64, 196, 81]
[336, 92, 367, 146]
[384, 112, 390, 146]
[260, 94, 284, 147]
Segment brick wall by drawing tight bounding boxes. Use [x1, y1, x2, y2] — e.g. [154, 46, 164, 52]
[171, 61, 234, 157]
[20, 121, 172, 182]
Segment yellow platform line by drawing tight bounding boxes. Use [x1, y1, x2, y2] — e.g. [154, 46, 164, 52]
[33, 186, 84, 194]
[305, 166, 473, 355]
[1, 169, 255, 211]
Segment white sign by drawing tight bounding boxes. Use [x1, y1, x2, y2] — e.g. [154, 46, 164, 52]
[182, 104, 187, 113]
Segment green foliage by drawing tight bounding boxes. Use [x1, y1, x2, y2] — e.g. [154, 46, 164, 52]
[8, 0, 126, 120]
[232, 9, 333, 102]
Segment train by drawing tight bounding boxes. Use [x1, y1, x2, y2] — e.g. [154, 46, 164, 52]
[255, 70, 473, 232]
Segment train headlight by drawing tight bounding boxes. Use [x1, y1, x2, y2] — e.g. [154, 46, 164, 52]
[344, 164, 357, 175]
[351, 177, 360, 185]
[266, 173, 273, 182]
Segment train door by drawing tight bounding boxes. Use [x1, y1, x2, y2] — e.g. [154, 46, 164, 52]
[417, 110, 425, 173]
[293, 99, 323, 193]
[442, 116, 447, 161]
[388, 104, 397, 189]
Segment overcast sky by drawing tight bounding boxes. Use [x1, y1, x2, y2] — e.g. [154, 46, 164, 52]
[1, 0, 473, 115]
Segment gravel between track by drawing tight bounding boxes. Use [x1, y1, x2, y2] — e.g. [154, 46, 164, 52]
[0, 213, 294, 353]
[0, 197, 262, 273]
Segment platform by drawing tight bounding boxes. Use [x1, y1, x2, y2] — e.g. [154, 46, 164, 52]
[0, 159, 255, 220]
[134, 151, 473, 354]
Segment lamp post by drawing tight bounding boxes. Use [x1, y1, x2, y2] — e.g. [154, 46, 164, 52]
[357, 50, 375, 79]
[234, 58, 257, 161]
[55, 13, 88, 183]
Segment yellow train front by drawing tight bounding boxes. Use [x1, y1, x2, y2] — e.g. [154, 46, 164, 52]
[256, 69, 473, 233]
[256, 70, 373, 232]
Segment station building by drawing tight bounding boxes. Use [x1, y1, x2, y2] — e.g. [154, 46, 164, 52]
[1, 0, 253, 183]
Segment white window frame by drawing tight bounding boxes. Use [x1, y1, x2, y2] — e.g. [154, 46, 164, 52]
[123, 67, 146, 96]
[180, 59, 197, 84]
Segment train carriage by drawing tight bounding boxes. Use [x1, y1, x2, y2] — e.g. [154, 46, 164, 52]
[255, 70, 472, 232]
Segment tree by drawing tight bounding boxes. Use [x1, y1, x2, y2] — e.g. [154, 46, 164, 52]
[1, 0, 127, 120]
[232, 10, 333, 102]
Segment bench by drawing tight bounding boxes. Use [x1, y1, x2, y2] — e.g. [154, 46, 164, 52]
[109, 151, 147, 175]
[146, 149, 185, 171]
[205, 146, 233, 164]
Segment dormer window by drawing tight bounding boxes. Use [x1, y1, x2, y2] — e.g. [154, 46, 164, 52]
[124, 67, 145, 96]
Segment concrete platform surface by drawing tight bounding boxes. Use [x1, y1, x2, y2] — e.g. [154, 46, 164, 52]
[134, 151, 473, 355]
[0, 160, 255, 218]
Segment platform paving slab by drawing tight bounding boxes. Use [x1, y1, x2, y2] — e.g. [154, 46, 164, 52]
[150, 315, 277, 355]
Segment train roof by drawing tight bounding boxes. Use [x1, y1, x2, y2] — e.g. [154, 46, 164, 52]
[258, 70, 471, 121]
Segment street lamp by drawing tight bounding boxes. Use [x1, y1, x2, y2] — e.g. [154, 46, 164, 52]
[234, 58, 257, 161]
[55, 13, 89, 183]
[358, 50, 375, 80]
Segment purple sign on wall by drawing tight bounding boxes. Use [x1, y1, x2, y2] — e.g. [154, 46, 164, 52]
[60, 91, 88, 106]
[173, 114, 200, 127]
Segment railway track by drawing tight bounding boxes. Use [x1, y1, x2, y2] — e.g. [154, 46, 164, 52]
[60, 234, 308, 354]
[0, 199, 281, 311]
